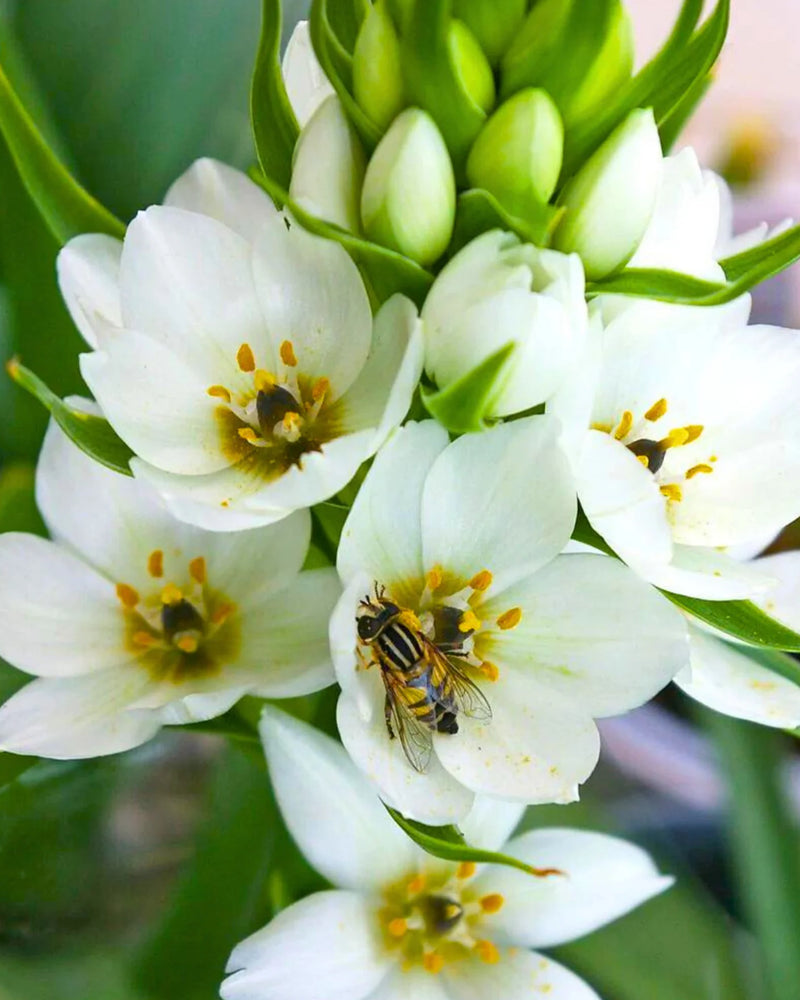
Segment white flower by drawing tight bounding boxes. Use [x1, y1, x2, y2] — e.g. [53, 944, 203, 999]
[221, 706, 672, 1000]
[57, 158, 423, 531]
[0, 418, 340, 759]
[549, 299, 800, 600]
[330, 419, 689, 824]
[281, 21, 335, 128]
[422, 231, 587, 418]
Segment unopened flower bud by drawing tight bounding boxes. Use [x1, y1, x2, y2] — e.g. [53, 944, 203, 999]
[353, 0, 406, 131]
[452, 0, 527, 66]
[385, 0, 413, 32]
[553, 108, 662, 280]
[448, 18, 496, 115]
[361, 108, 456, 266]
[466, 89, 563, 217]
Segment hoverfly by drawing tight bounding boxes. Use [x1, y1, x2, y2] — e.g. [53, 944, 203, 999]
[356, 588, 492, 773]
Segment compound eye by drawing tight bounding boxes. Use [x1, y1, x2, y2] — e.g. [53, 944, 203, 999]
[357, 616, 379, 641]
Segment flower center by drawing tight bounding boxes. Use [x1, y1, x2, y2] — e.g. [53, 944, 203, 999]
[379, 865, 505, 974]
[601, 397, 716, 504]
[115, 552, 239, 682]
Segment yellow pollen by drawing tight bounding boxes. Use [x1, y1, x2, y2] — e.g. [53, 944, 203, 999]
[443, 903, 462, 921]
[407, 874, 426, 895]
[387, 918, 408, 938]
[660, 483, 683, 503]
[644, 398, 668, 422]
[459, 609, 481, 633]
[147, 550, 164, 578]
[132, 631, 157, 648]
[423, 953, 444, 975]
[236, 343, 256, 372]
[211, 602, 235, 625]
[238, 427, 260, 444]
[116, 583, 139, 609]
[457, 862, 476, 880]
[613, 410, 633, 440]
[176, 635, 199, 654]
[426, 565, 444, 591]
[475, 940, 501, 965]
[161, 584, 183, 606]
[660, 428, 689, 449]
[684, 424, 704, 443]
[480, 893, 505, 914]
[189, 556, 207, 585]
[469, 569, 493, 592]
[279, 340, 298, 367]
[312, 377, 330, 401]
[710, 454, 718, 463]
[479, 661, 500, 682]
[254, 369, 276, 393]
[636, 454, 649, 468]
[686, 463, 714, 479]
[496, 607, 522, 630]
[207, 385, 231, 402]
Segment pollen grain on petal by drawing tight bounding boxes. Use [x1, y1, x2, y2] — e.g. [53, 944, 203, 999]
[613, 410, 633, 440]
[116, 583, 140, 608]
[279, 340, 298, 367]
[236, 343, 256, 372]
[147, 550, 164, 578]
[660, 483, 683, 503]
[189, 556, 207, 584]
[644, 398, 668, 422]
[496, 607, 522, 630]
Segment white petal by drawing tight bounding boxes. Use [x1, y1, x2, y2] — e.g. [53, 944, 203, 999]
[434, 671, 600, 805]
[337, 692, 475, 825]
[56, 234, 122, 347]
[639, 544, 776, 601]
[474, 827, 672, 949]
[0, 533, 128, 677]
[330, 574, 376, 705]
[0, 666, 159, 759]
[752, 551, 800, 631]
[444, 949, 601, 1000]
[422, 417, 576, 592]
[676, 628, 800, 728]
[155, 686, 250, 725]
[221, 890, 389, 1000]
[479, 554, 689, 717]
[164, 158, 277, 243]
[337, 422, 449, 596]
[281, 21, 335, 128]
[261, 706, 416, 890]
[459, 797, 526, 852]
[364, 968, 448, 1000]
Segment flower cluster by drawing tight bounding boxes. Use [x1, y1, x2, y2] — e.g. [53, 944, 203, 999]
[3, 0, 800, 997]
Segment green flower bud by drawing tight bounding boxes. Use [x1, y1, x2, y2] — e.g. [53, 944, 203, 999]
[466, 89, 564, 218]
[361, 108, 456, 266]
[448, 18, 496, 115]
[353, 0, 406, 131]
[452, 0, 528, 66]
[553, 108, 662, 280]
[501, 0, 573, 98]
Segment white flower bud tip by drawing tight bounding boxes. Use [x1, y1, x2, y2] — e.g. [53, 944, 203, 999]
[353, 0, 406, 131]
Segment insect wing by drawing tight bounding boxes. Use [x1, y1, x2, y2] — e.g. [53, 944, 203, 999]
[383, 672, 434, 773]
[425, 641, 492, 722]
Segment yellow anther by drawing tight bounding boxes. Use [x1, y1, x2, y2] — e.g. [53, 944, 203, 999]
[116, 583, 140, 609]
[147, 550, 164, 578]
[459, 609, 481, 633]
[469, 569, 493, 592]
[660, 483, 683, 503]
[613, 410, 633, 440]
[176, 635, 200, 654]
[444, 903, 462, 921]
[282, 411, 301, 431]
[423, 952, 444, 975]
[407, 874, 426, 895]
[686, 463, 713, 479]
[211, 602, 235, 625]
[480, 893, 505, 914]
[479, 661, 500, 682]
[475, 940, 501, 965]
[496, 607, 522, 630]
[312, 377, 330, 402]
[279, 340, 298, 367]
[189, 556, 207, 585]
[684, 424, 704, 443]
[254, 369, 276, 393]
[238, 427, 260, 444]
[161, 584, 183, 606]
[236, 343, 256, 372]
[207, 384, 231, 402]
[387, 918, 408, 938]
[636, 454, 649, 468]
[644, 398, 668, 422]
[457, 861, 476, 880]
[132, 631, 157, 648]
[426, 565, 444, 591]
[660, 428, 689, 449]
[397, 609, 423, 631]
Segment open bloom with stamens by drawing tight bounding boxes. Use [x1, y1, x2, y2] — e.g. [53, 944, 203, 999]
[221, 707, 672, 1000]
[57, 157, 423, 531]
[0, 418, 339, 758]
[549, 301, 800, 599]
[330, 419, 688, 824]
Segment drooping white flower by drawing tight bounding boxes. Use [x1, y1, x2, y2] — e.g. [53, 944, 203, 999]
[422, 231, 587, 418]
[330, 419, 689, 824]
[221, 707, 672, 1000]
[0, 418, 340, 759]
[57, 158, 423, 531]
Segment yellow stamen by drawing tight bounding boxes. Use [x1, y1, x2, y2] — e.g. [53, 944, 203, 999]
[475, 940, 500, 965]
[479, 661, 500, 682]
[116, 583, 139, 609]
[660, 483, 683, 503]
[423, 952, 444, 975]
[254, 369, 276, 393]
[147, 550, 164, 578]
[644, 398, 668, 422]
[457, 861, 476, 880]
[496, 607, 522, 631]
[684, 424, 704, 443]
[238, 427, 260, 444]
[480, 893, 505, 914]
[686, 463, 714, 479]
[660, 428, 689, 449]
[236, 343, 255, 372]
[459, 609, 481, 633]
[161, 584, 183, 606]
[211, 602, 235, 625]
[613, 410, 633, 440]
[176, 635, 199, 654]
[189, 556, 206, 585]
[407, 874, 426, 895]
[279, 340, 298, 367]
[636, 454, 649, 468]
[469, 569, 493, 592]
[132, 631, 157, 648]
[387, 918, 408, 938]
[426, 565, 443, 591]
[282, 411, 301, 431]
[443, 903, 462, 921]
[207, 384, 231, 402]
[312, 377, 330, 401]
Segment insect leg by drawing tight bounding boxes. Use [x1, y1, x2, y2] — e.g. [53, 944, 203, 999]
[384, 693, 395, 740]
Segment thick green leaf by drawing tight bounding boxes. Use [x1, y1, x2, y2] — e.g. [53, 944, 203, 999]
[659, 71, 713, 153]
[251, 0, 299, 191]
[450, 188, 564, 255]
[0, 61, 123, 242]
[421, 343, 516, 434]
[326, 0, 369, 52]
[387, 807, 563, 878]
[8, 362, 133, 476]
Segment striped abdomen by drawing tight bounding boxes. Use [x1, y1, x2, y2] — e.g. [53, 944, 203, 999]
[378, 622, 459, 735]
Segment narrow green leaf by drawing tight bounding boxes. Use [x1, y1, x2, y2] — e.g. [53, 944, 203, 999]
[658, 72, 713, 153]
[325, 0, 369, 52]
[251, 0, 300, 191]
[387, 807, 563, 879]
[451, 188, 564, 255]
[8, 362, 133, 476]
[721, 221, 800, 284]
[421, 343, 516, 434]
[0, 62, 124, 243]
